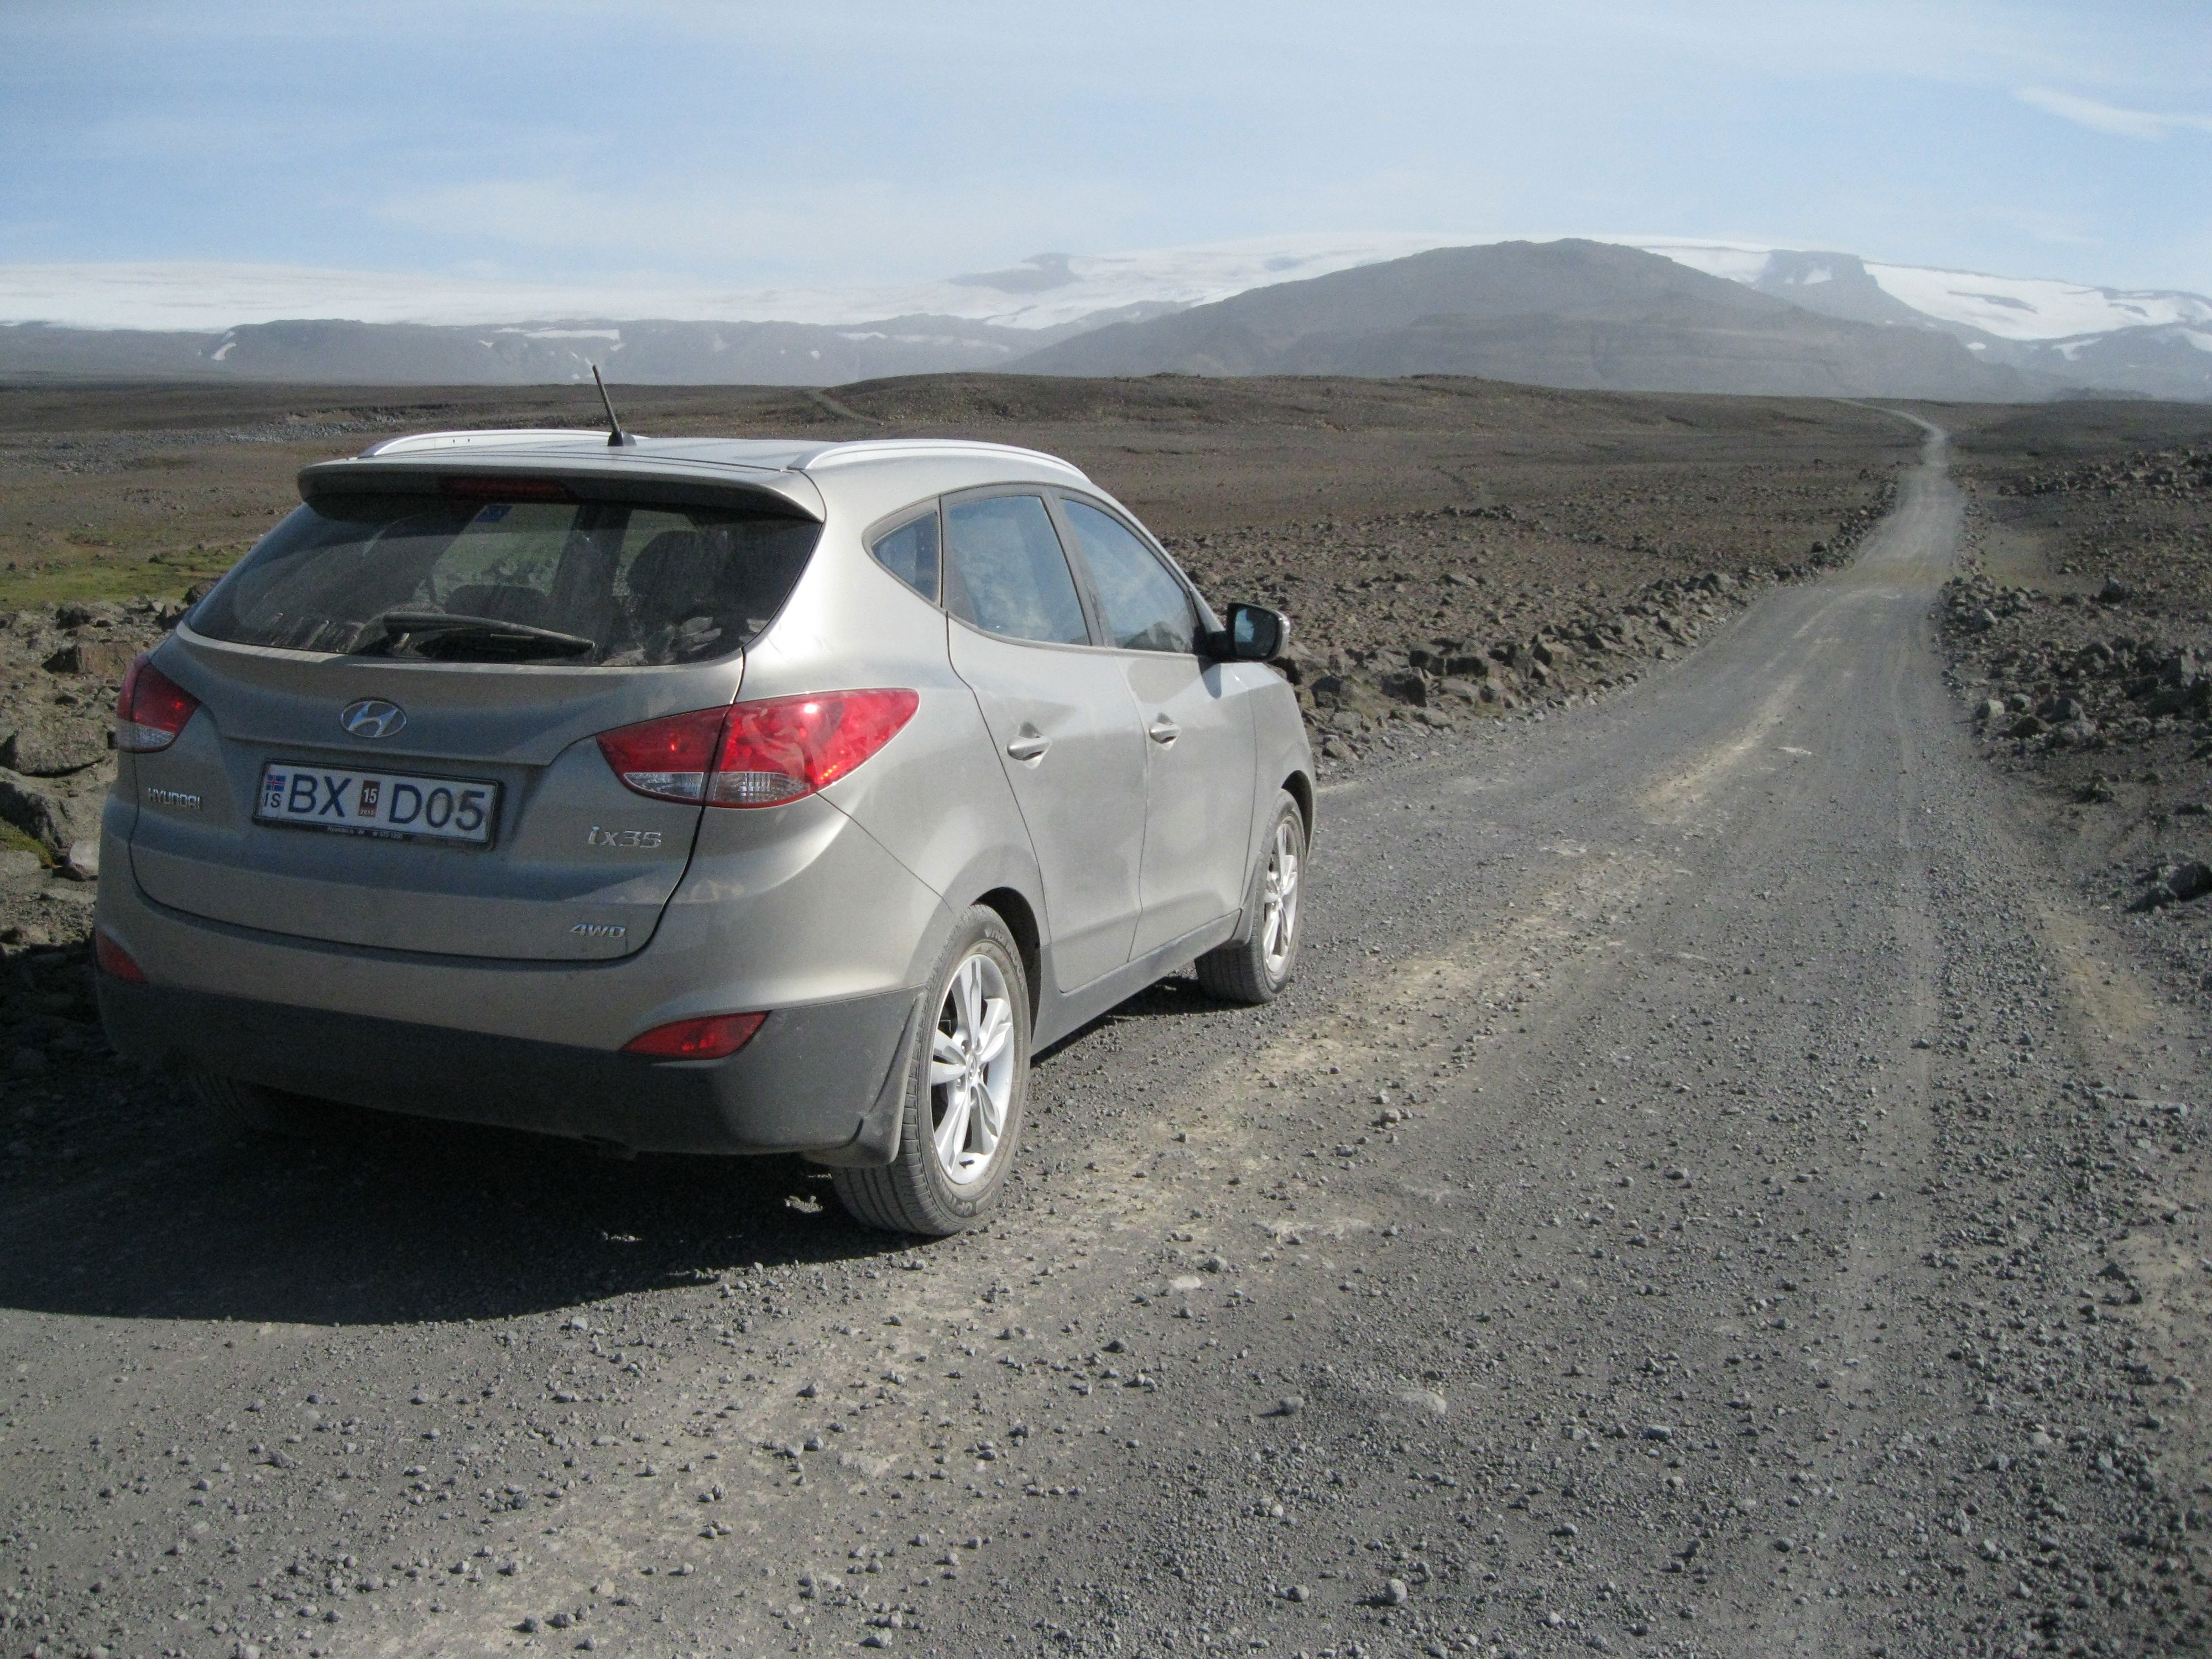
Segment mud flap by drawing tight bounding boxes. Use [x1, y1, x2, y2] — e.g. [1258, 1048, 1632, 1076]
[804, 988, 927, 1168]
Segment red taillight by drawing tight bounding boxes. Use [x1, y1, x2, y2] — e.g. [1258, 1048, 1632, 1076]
[712, 689, 920, 806]
[116, 654, 201, 753]
[595, 706, 727, 803]
[623, 1011, 765, 1060]
[597, 690, 918, 808]
[94, 929, 147, 984]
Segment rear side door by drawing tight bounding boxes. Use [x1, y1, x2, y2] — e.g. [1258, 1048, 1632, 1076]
[1055, 493, 1256, 958]
[941, 489, 1147, 992]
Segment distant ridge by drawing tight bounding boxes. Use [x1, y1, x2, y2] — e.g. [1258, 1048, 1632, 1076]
[0, 314, 1079, 387]
[1008, 241, 2039, 400]
[3, 236, 2204, 399]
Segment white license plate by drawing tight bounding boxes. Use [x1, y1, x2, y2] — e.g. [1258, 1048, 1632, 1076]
[256, 761, 498, 845]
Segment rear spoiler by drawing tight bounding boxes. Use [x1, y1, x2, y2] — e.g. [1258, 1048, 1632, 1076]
[298, 453, 827, 522]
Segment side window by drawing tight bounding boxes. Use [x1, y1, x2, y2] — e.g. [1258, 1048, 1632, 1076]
[1061, 498, 1196, 654]
[869, 508, 940, 602]
[943, 494, 1091, 646]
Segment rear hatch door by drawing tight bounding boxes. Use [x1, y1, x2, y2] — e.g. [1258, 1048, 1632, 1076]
[126, 470, 820, 961]
[131, 641, 731, 961]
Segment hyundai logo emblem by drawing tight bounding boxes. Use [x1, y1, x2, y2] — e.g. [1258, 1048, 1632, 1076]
[340, 698, 407, 739]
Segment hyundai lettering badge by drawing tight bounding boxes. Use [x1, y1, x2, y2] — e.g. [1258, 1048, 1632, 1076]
[340, 698, 407, 739]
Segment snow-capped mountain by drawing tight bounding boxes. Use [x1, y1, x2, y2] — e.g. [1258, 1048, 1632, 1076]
[1637, 239, 2212, 400]
[0, 235, 2203, 398]
[1638, 238, 2212, 343]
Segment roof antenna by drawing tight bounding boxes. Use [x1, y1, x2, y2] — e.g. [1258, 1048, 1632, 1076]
[591, 363, 633, 448]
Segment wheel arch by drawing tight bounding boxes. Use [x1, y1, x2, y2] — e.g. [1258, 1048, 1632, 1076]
[1281, 768, 1316, 848]
[973, 885, 1043, 1021]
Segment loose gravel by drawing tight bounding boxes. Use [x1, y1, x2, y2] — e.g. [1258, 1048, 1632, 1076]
[2, 398, 2208, 1659]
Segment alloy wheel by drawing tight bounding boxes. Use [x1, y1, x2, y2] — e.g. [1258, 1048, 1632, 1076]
[1260, 817, 1301, 979]
[927, 952, 1015, 1187]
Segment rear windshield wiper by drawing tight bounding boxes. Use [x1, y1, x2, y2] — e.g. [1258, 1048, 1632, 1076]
[353, 611, 598, 662]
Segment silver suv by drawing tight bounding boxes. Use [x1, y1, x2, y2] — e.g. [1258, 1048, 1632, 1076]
[93, 430, 1312, 1234]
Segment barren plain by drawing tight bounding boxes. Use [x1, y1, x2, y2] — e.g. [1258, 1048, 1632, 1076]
[2, 375, 2209, 1659]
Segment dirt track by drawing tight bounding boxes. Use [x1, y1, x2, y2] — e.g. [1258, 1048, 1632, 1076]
[3, 406, 2210, 1659]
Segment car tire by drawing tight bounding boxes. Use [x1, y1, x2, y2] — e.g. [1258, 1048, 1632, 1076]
[1195, 789, 1306, 1005]
[831, 905, 1031, 1237]
[189, 1071, 338, 1140]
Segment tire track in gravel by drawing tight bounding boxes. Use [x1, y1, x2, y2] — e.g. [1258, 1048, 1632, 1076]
[424, 851, 1679, 1654]
[680, 425, 1993, 1658]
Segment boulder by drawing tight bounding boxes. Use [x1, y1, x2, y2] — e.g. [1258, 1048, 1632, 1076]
[0, 766, 106, 856]
[2129, 861, 2212, 911]
[1276, 640, 1328, 686]
[43, 640, 139, 680]
[3, 713, 110, 777]
[1308, 675, 1392, 719]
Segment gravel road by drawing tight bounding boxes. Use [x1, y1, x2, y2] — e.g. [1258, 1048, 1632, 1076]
[5, 423, 2207, 1659]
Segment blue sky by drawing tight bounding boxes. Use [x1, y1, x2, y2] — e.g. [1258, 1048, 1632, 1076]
[2, 0, 2206, 313]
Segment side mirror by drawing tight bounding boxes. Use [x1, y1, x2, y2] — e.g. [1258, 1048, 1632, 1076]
[1212, 602, 1290, 662]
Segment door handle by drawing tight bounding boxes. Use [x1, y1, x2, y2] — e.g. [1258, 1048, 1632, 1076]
[1148, 716, 1181, 745]
[1006, 731, 1051, 763]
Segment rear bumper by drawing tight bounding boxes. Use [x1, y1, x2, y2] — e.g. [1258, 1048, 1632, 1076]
[98, 976, 922, 1159]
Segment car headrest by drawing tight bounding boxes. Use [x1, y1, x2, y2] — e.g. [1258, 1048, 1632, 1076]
[625, 529, 717, 619]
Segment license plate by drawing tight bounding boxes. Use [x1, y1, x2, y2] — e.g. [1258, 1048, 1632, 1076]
[256, 761, 498, 846]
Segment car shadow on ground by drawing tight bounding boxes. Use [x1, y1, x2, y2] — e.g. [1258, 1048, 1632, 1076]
[1033, 969, 1231, 1063]
[0, 1088, 912, 1328]
[1, 971, 1233, 1329]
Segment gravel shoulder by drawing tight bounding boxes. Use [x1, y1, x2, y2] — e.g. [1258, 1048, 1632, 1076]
[2, 392, 2208, 1659]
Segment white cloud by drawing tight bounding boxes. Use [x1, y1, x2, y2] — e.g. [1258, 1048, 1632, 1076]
[2016, 86, 2212, 139]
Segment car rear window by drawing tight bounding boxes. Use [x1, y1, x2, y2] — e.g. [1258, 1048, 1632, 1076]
[189, 492, 821, 665]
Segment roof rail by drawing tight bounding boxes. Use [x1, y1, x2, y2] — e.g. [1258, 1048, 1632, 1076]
[358, 429, 615, 457]
[800, 438, 1089, 479]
